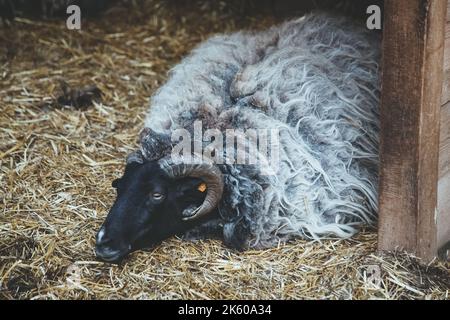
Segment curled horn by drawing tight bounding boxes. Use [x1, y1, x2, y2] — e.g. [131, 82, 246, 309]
[159, 158, 224, 221]
[126, 149, 145, 164]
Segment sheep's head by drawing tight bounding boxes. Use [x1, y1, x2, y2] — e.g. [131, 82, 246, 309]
[95, 150, 224, 263]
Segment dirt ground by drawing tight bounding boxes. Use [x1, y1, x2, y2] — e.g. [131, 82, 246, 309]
[0, 0, 449, 300]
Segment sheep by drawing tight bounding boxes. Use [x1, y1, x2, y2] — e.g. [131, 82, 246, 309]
[95, 12, 381, 262]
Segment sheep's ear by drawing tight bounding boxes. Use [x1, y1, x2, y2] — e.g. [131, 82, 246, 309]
[139, 127, 172, 161]
[111, 179, 121, 188]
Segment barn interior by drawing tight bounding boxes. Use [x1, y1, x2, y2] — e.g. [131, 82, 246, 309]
[0, 0, 449, 299]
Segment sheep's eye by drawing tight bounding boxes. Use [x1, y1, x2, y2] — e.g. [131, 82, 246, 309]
[152, 193, 164, 200]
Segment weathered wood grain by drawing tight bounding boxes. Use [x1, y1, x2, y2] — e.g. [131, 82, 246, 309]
[441, 1, 450, 104]
[437, 0, 450, 256]
[438, 101, 450, 250]
[439, 103, 450, 180]
[378, 0, 447, 260]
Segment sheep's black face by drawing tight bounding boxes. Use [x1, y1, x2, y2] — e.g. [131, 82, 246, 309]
[95, 161, 207, 263]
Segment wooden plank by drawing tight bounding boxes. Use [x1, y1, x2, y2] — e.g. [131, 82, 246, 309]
[378, 0, 447, 261]
[438, 0, 450, 258]
[438, 102, 450, 251]
[442, 1, 450, 104]
[437, 0, 450, 258]
[448, 0, 450, 21]
[439, 102, 450, 179]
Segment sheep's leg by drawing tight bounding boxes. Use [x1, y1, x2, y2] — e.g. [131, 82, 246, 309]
[181, 218, 223, 241]
[223, 217, 252, 251]
[182, 214, 254, 251]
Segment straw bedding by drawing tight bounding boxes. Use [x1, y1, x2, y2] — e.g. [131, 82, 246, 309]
[0, 0, 449, 300]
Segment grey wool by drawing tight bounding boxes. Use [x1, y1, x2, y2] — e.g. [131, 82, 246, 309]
[138, 13, 381, 249]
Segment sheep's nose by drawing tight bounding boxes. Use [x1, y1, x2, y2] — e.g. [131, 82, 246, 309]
[95, 239, 124, 262]
[95, 244, 122, 262]
[95, 227, 117, 259]
[95, 226, 130, 262]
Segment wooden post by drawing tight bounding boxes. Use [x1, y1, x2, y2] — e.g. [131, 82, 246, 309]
[378, 0, 447, 260]
[438, 1, 450, 260]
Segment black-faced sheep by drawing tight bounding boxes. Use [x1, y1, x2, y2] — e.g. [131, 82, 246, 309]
[95, 13, 381, 262]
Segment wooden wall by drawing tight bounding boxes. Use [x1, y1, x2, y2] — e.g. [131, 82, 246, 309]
[378, 0, 447, 261]
[437, 1, 450, 250]
[441, 3, 450, 105]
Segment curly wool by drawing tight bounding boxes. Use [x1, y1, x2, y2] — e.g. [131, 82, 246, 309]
[142, 13, 381, 249]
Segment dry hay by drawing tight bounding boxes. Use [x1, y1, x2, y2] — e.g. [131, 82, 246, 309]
[0, 0, 449, 300]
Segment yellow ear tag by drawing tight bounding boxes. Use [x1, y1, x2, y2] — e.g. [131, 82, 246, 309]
[197, 183, 207, 193]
